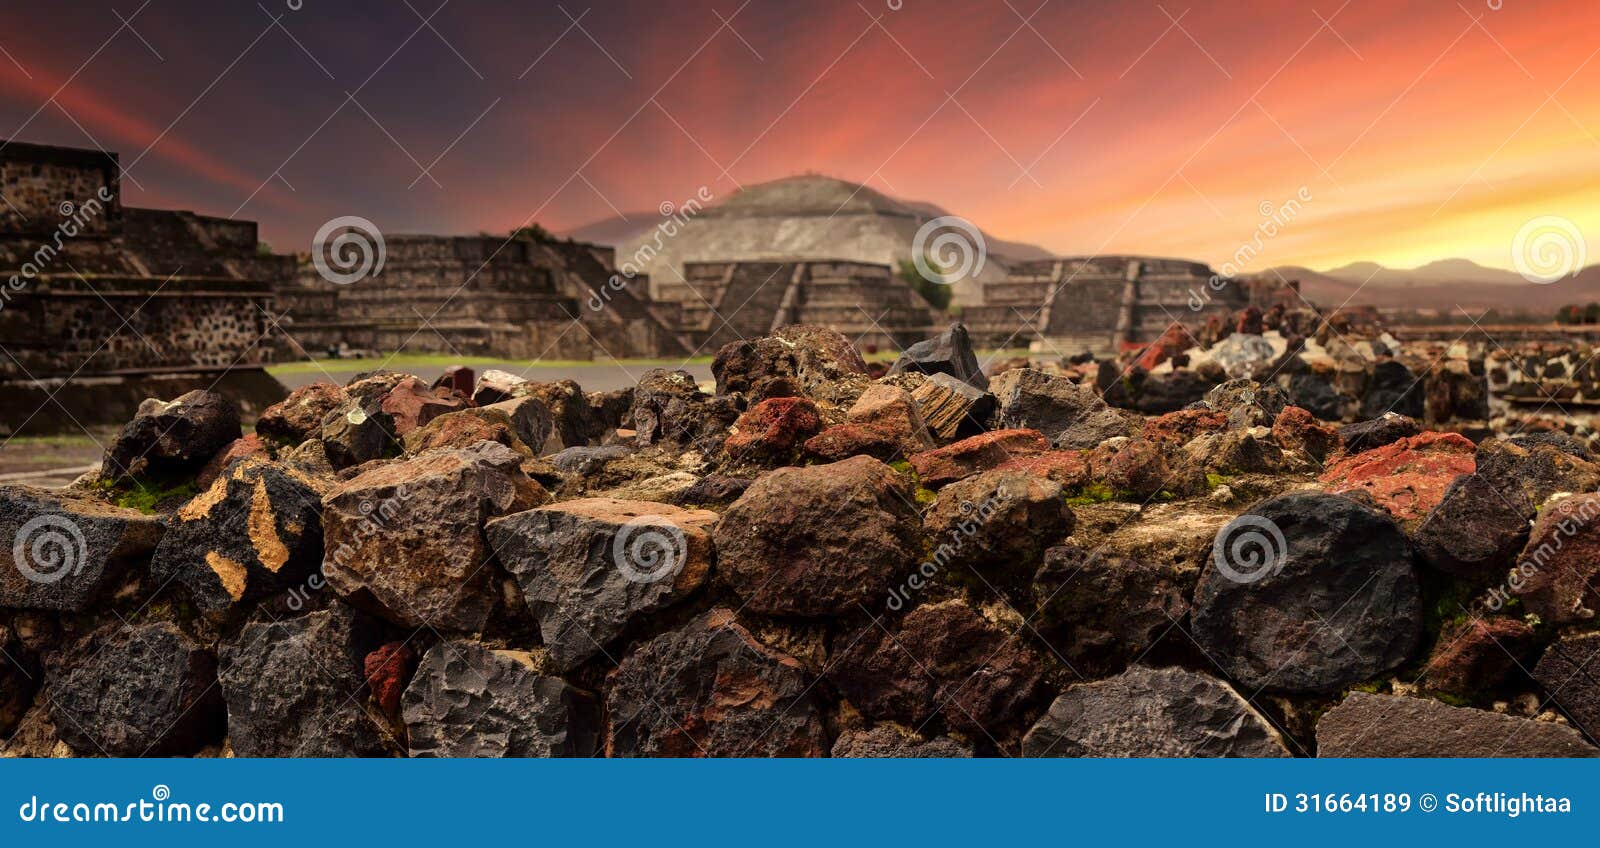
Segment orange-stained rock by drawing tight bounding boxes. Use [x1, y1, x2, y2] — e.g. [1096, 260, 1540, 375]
[1319, 431, 1476, 522]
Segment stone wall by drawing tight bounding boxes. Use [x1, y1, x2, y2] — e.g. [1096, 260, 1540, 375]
[278, 233, 688, 361]
[0, 140, 121, 238]
[655, 259, 939, 354]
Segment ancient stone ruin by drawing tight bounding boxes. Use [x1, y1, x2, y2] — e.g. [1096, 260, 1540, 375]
[0, 140, 288, 436]
[652, 259, 938, 354]
[277, 232, 689, 361]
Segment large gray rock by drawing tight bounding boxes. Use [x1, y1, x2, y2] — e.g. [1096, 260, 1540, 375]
[0, 624, 36, 738]
[606, 609, 827, 757]
[102, 389, 241, 482]
[322, 442, 542, 632]
[889, 322, 988, 390]
[1190, 492, 1422, 694]
[989, 368, 1137, 449]
[1032, 543, 1191, 678]
[150, 460, 325, 611]
[714, 456, 921, 617]
[401, 640, 600, 757]
[49, 622, 223, 757]
[1317, 692, 1598, 757]
[485, 499, 717, 671]
[0, 485, 163, 612]
[630, 369, 739, 454]
[1022, 665, 1290, 758]
[219, 604, 396, 757]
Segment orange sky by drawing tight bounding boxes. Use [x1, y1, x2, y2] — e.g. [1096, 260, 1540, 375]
[2, 0, 1598, 272]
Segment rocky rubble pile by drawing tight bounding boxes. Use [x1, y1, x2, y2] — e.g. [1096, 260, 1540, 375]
[2, 324, 1599, 758]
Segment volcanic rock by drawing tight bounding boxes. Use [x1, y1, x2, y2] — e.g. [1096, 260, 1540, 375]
[1032, 544, 1190, 677]
[49, 622, 222, 757]
[1190, 492, 1422, 694]
[321, 442, 543, 631]
[606, 609, 826, 757]
[715, 456, 920, 616]
[150, 460, 325, 611]
[712, 325, 871, 408]
[1423, 617, 1536, 698]
[990, 368, 1138, 449]
[1318, 431, 1476, 522]
[830, 725, 974, 758]
[1513, 494, 1600, 625]
[888, 322, 988, 389]
[486, 498, 717, 670]
[910, 372, 995, 441]
[722, 396, 824, 465]
[1336, 412, 1420, 454]
[102, 390, 242, 483]
[1532, 632, 1600, 742]
[0, 485, 163, 612]
[631, 369, 740, 455]
[909, 429, 1048, 488]
[257, 381, 345, 445]
[1317, 692, 1596, 757]
[1021, 665, 1289, 758]
[830, 599, 1046, 734]
[219, 604, 395, 757]
[402, 640, 601, 757]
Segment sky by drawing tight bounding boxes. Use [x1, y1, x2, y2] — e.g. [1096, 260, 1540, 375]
[2, 0, 1599, 274]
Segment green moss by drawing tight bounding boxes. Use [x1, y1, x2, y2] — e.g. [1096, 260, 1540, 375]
[1204, 472, 1233, 490]
[1432, 691, 1473, 708]
[1349, 679, 1389, 695]
[99, 478, 200, 515]
[1065, 482, 1115, 506]
[888, 459, 913, 474]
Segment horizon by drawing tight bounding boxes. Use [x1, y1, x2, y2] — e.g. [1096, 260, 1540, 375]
[4, 1, 1598, 276]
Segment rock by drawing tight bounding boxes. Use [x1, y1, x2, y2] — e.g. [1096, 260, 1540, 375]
[1317, 692, 1596, 757]
[486, 499, 717, 671]
[909, 429, 1049, 488]
[1190, 492, 1422, 694]
[1532, 632, 1600, 742]
[670, 474, 751, 507]
[922, 470, 1072, 598]
[888, 322, 988, 390]
[1207, 333, 1278, 380]
[322, 442, 543, 631]
[1133, 370, 1215, 414]
[715, 456, 921, 616]
[364, 642, 416, 721]
[479, 396, 555, 453]
[1286, 369, 1350, 421]
[607, 609, 826, 757]
[0, 486, 163, 612]
[402, 640, 600, 757]
[1476, 435, 1600, 508]
[990, 368, 1138, 449]
[1361, 359, 1425, 419]
[1423, 618, 1536, 698]
[49, 622, 222, 756]
[547, 445, 632, 477]
[1094, 437, 1177, 499]
[1203, 379, 1289, 429]
[909, 372, 995, 441]
[1142, 408, 1229, 445]
[1513, 494, 1600, 625]
[219, 604, 396, 757]
[379, 376, 467, 436]
[401, 407, 533, 457]
[150, 460, 325, 611]
[712, 325, 871, 408]
[1022, 665, 1290, 757]
[1414, 472, 1531, 578]
[630, 369, 740, 455]
[722, 396, 824, 465]
[434, 365, 475, 398]
[257, 381, 345, 445]
[595, 472, 701, 503]
[195, 434, 271, 490]
[102, 390, 242, 482]
[1180, 428, 1289, 478]
[1318, 432, 1476, 523]
[318, 393, 400, 470]
[1336, 413, 1421, 455]
[1032, 544, 1191, 678]
[471, 368, 531, 406]
[586, 387, 634, 436]
[830, 599, 1047, 734]
[1270, 406, 1341, 463]
[0, 626, 36, 738]
[830, 725, 974, 758]
[803, 384, 935, 463]
[992, 450, 1090, 489]
[520, 380, 604, 450]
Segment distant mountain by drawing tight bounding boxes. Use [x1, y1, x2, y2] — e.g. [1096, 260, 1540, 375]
[561, 175, 1052, 306]
[1319, 258, 1530, 288]
[1268, 262, 1600, 314]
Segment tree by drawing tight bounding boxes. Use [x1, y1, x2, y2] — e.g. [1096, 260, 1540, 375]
[898, 257, 953, 312]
